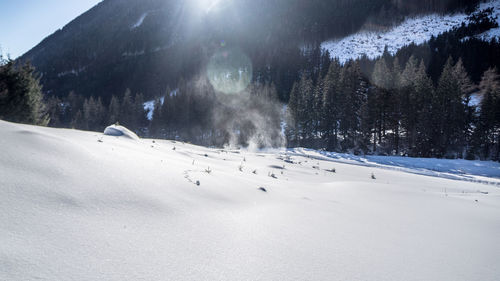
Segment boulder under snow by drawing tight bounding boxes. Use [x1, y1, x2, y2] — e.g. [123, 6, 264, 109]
[103, 124, 139, 140]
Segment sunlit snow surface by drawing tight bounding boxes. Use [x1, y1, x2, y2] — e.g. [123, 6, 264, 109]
[1, 120, 500, 281]
[476, 0, 500, 41]
[323, 0, 500, 63]
[291, 148, 500, 183]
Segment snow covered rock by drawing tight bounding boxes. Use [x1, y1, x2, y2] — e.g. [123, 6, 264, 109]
[103, 124, 139, 140]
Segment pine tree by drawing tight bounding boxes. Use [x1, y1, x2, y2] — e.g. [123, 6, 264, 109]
[452, 58, 475, 157]
[399, 56, 419, 155]
[313, 76, 324, 143]
[322, 59, 342, 150]
[414, 60, 435, 157]
[287, 81, 301, 145]
[45, 96, 63, 128]
[435, 57, 466, 158]
[0, 60, 49, 125]
[338, 61, 366, 152]
[475, 68, 500, 160]
[299, 75, 314, 145]
[372, 57, 394, 153]
[108, 95, 120, 125]
[120, 89, 134, 129]
[134, 93, 147, 134]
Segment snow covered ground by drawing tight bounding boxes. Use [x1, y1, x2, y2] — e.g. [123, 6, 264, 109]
[476, 0, 500, 41]
[291, 148, 500, 185]
[322, 0, 500, 63]
[1, 120, 500, 281]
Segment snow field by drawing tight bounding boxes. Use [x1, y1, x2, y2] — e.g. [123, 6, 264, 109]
[0, 120, 499, 281]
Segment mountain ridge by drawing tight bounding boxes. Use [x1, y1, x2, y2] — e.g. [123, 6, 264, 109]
[20, 0, 481, 101]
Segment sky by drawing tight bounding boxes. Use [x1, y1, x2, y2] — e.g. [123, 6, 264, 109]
[0, 0, 102, 59]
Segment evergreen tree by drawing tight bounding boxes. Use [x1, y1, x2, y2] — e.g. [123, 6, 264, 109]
[475, 68, 500, 160]
[322, 59, 342, 150]
[108, 95, 120, 125]
[287, 81, 301, 145]
[399, 56, 419, 154]
[414, 60, 435, 157]
[133, 93, 148, 133]
[46, 96, 63, 128]
[453, 58, 475, 157]
[120, 89, 135, 129]
[372, 57, 394, 153]
[299, 75, 314, 145]
[435, 57, 467, 157]
[0, 60, 49, 125]
[83, 97, 106, 131]
[313, 76, 324, 143]
[338, 61, 366, 152]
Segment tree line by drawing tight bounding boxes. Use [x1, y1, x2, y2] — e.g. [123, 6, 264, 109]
[43, 76, 283, 148]
[286, 54, 500, 160]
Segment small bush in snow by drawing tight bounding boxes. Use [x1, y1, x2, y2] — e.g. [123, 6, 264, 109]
[327, 168, 336, 173]
[205, 167, 212, 174]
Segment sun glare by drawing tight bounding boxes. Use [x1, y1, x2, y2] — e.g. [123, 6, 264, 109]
[196, 0, 222, 13]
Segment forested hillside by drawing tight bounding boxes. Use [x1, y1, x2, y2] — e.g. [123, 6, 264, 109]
[20, 0, 480, 102]
[9, 0, 500, 160]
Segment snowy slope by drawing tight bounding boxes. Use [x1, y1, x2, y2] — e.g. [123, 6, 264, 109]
[322, 0, 500, 63]
[291, 148, 500, 184]
[476, 0, 500, 41]
[1, 120, 500, 281]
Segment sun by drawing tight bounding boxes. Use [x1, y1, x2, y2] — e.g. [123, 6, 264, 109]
[196, 0, 223, 13]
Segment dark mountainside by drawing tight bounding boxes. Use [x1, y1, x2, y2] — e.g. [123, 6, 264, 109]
[8, 0, 500, 160]
[20, 0, 479, 102]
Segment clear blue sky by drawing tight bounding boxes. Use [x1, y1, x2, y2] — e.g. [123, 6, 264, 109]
[0, 0, 102, 59]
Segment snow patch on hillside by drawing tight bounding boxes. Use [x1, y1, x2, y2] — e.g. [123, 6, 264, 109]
[131, 12, 149, 29]
[57, 66, 86, 77]
[476, 0, 500, 41]
[143, 96, 165, 120]
[144, 90, 178, 120]
[122, 50, 145, 57]
[322, 0, 500, 63]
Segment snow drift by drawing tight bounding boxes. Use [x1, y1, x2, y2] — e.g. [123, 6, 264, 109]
[0, 120, 499, 281]
[103, 124, 139, 140]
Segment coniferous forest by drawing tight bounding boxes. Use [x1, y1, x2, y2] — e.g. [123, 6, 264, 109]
[1, 0, 500, 161]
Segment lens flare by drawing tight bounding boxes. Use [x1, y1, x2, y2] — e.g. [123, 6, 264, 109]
[207, 48, 252, 94]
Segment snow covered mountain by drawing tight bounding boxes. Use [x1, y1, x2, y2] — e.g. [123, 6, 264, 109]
[18, 0, 483, 101]
[1, 120, 499, 281]
[322, 0, 500, 63]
